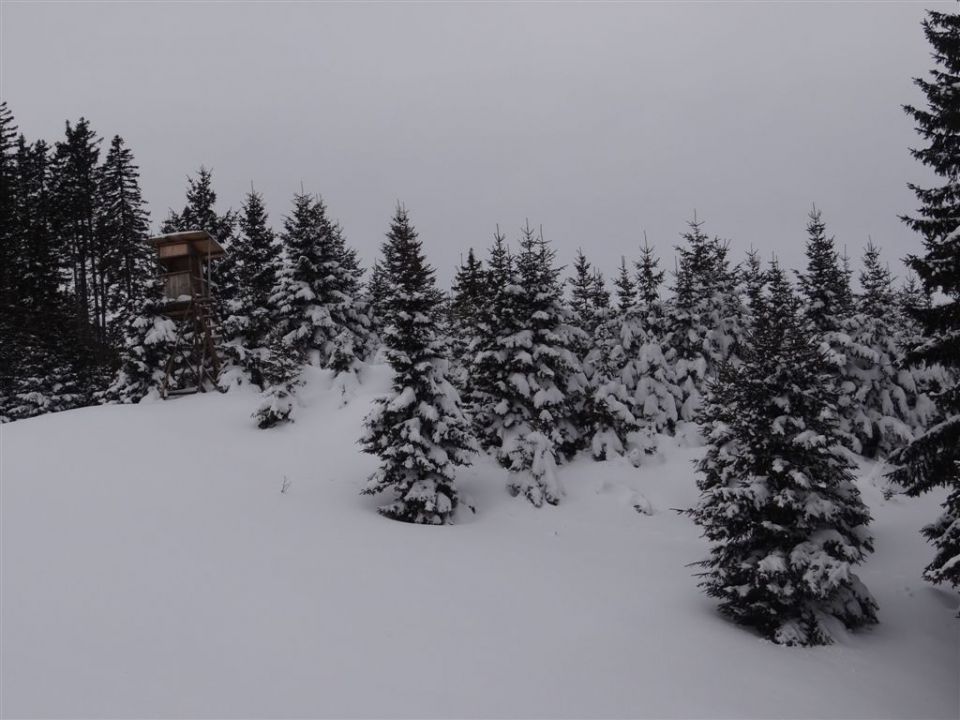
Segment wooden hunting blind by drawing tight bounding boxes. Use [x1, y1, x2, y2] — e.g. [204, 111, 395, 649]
[148, 230, 226, 398]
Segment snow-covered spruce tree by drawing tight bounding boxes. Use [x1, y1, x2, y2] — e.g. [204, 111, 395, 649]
[102, 271, 177, 403]
[222, 188, 283, 386]
[274, 191, 370, 373]
[95, 135, 153, 345]
[666, 218, 742, 423]
[613, 256, 637, 313]
[447, 247, 487, 393]
[465, 229, 520, 451]
[833, 240, 938, 457]
[360, 206, 475, 524]
[690, 260, 877, 646]
[618, 239, 681, 442]
[495, 223, 583, 506]
[252, 328, 305, 428]
[365, 259, 389, 341]
[742, 247, 766, 319]
[567, 254, 640, 461]
[5, 134, 90, 419]
[567, 250, 603, 446]
[888, 8, 960, 592]
[0, 102, 18, 418]
[586, 299, 643, 461]
[794, 207, 862, 449]
[50, 118, 115, 398]
[796, 207, 852, 335]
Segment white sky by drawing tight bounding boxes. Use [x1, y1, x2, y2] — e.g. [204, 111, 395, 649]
[1, 1, 949, 288]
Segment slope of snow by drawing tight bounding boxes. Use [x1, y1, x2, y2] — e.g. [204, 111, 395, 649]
[2, 365, 958, 718]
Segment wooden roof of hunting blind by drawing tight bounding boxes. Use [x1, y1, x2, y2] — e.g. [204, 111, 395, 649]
[148, 230, 225, 261]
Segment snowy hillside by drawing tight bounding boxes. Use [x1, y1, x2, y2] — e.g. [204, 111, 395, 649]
[2, 366, 958, 719]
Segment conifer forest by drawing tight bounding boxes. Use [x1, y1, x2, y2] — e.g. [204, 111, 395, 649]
[1, 5, 959, 718]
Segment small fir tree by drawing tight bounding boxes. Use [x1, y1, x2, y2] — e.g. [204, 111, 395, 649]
[252, 329, 305, 429]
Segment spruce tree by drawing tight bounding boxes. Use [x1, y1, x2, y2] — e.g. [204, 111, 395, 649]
[635, 236, 665, 306]
[794, 207, 861, 450]
[223, 188, 282, 386]
[366, 259, 389, 340]
[569, 249, 597, 328]
[360, 206, 475, 523]
[274, 191, 370, 373]
[5, 135, 90, 420]
[743, 247, 766, 317]
[448, 247, 487, 393]
[585, 300, 643, 461]
[568, 257, 640, 461]
[496, 223, 583, 505]
[103, 272, 177, 404]
[252, 329, 304, 428]
[889, 8, 960, 591]
[465, 229, 519, 451]
[619, 240, 680, 445]
[795, 207, 851, 335]
[0, 101, 18, 328]
[690, 261, 877, 646]
[613, 256, 637, 313]
[96, 135, 152, 341]
[51, 119, 103, 341]
[0, 102, 17, 417]
[834, 241, 936, 457]
[668, 217, 742, 423]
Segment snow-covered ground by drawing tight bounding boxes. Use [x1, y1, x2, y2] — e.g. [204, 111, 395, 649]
[2, 365, 958, 718]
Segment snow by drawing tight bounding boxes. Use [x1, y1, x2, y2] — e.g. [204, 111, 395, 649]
[1, 366, 958, 718]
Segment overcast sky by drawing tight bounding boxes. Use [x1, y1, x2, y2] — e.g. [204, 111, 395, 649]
[1, 1, 949, 288]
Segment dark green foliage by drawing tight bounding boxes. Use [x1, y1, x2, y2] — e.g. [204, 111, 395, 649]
[690, 262, 877, 646]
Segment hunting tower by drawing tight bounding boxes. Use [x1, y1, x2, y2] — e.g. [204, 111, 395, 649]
[149, 230, 225, 398]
